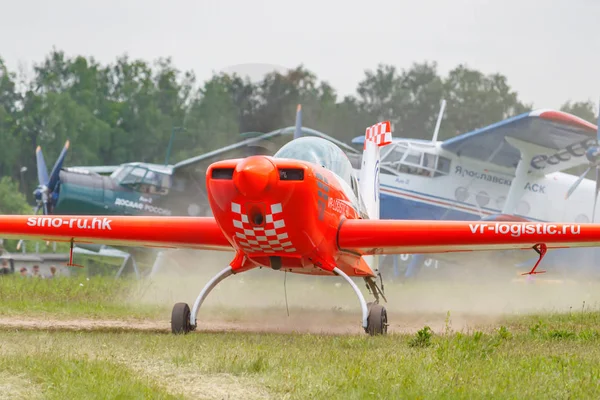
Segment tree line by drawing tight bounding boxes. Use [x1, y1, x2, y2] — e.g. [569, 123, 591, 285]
[0, 49, 597, 214]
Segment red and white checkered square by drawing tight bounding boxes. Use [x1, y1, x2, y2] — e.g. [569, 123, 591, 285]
[231, 202, 296, 254]
[364, 121, 392, 149]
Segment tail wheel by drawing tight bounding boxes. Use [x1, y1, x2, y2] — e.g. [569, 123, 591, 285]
[171, 302, 192, 334]
[367, 303, 388, 336]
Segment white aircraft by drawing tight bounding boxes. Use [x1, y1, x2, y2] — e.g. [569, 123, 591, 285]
[349, 101, 600, 279]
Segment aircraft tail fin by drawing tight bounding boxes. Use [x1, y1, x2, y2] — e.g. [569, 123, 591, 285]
[358, 121, 392, 220]
[293, 104, 302, 139]
[358, 121, 393, 274]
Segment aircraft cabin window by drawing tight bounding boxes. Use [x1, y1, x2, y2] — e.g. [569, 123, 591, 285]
[144, 172, 171, 195]
[120, 167, 147, 185]
[398, 151, 424, 176]
[419, 153, 436, 177]
[111, 166, 132, 182]
[114, 166, 169, 195]
[434, 156, 451, 177]
[381, 146, 450, 178]
[143, 171, 160, 186]
[383, 147, 405, 163]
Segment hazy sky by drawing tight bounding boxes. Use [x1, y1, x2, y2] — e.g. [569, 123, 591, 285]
[1, 0, 598, 110]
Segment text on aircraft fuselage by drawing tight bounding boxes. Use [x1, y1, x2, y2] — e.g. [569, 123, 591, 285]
[433, 166, 547, 194]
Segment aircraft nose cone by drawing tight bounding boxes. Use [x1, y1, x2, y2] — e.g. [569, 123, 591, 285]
[233, 156, 277, 198]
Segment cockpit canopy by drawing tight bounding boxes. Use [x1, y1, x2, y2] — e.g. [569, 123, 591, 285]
[111, 164, 171, 194]
[274, 137, 356, 187]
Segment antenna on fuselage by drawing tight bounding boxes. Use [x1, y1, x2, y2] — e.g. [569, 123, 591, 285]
[293, 104, 302, 140]
[431, 99, 447, 143]
[165, 126, 186, 165]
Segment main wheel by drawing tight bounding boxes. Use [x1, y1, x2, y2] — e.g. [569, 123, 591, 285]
[171, 302, 192, 334]
[366, 303, 388, 336]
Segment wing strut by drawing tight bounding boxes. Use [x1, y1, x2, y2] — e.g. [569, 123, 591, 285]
[502, 138, 537, 215]
[521, 243, 547, 276]
[67, 239, 85, 268]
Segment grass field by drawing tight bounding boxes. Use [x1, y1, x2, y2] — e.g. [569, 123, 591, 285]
[2, 273, 600, 398]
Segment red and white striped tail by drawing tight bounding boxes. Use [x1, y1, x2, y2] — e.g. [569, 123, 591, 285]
[364, 121, 392, 149]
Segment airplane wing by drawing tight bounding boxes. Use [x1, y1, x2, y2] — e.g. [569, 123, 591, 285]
[66, 166, 121, 175]
[172, 127, 358, 182]
[172, 128, 293, 180]
[0, 216, 233, 251]
[0, 216, 597, 258]
[338, 220, 600, 254]
[352, 110, 597, 175]
[439, 110, 597, 175]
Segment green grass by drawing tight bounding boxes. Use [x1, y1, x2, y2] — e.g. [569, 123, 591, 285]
[0, 274, 164, 319]
[1, 311, 600, 398]
[4, 274, 600, 397]
[0, 354, 181, 399]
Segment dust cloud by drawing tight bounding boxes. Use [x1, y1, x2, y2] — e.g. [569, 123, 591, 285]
[129, 249, 600, 335]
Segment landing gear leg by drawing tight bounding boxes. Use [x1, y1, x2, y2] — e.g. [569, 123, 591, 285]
[171, 266, 234, 334]
[364, 276, 388, 336]
[333, 267, 388, 336]
[364, 276, 387, 304]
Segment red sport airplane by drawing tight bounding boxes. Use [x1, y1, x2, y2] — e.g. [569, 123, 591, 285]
[2, 121, 600, 335]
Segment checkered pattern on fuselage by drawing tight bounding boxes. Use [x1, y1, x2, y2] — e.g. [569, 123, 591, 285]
[231, 202, 296, 254]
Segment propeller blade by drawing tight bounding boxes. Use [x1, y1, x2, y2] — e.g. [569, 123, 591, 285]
[35, 145, 49, 187]
[593, 166, 600, 223]
[294, 104, 302, 140]
[47, 140, 69, 192]
[565, 166, 591, 199]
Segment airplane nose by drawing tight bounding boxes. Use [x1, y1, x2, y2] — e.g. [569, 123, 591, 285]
[233, 156, 277, 198]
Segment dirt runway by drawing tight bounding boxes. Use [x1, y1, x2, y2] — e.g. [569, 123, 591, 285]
[0, 308, 506, 336]
[4, 249, 600, 336]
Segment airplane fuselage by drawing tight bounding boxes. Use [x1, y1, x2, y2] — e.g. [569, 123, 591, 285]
[376, 156, 595, 223]
[206, 154, 374, 277]
[53, 169, 200, 218]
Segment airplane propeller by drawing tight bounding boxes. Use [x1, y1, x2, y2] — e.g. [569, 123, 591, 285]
[33, 140, 70, 215]
[564, 100, 600, 222]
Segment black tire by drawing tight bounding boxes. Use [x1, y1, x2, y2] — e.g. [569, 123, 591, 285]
[367, 304, 387, 336]
[171, 302, 192, 334]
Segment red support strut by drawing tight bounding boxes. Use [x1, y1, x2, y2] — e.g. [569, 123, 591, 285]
[66, 239, 85, 268]
[521, 243, 547, 276]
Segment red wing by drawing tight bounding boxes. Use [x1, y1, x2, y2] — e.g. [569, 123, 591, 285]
[0, 215, 233, 251]
[338, 220, 600, 254]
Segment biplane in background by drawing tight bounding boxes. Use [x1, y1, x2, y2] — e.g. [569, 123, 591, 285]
[3, 121, 600, 335]
[352, 101, 600, 279]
